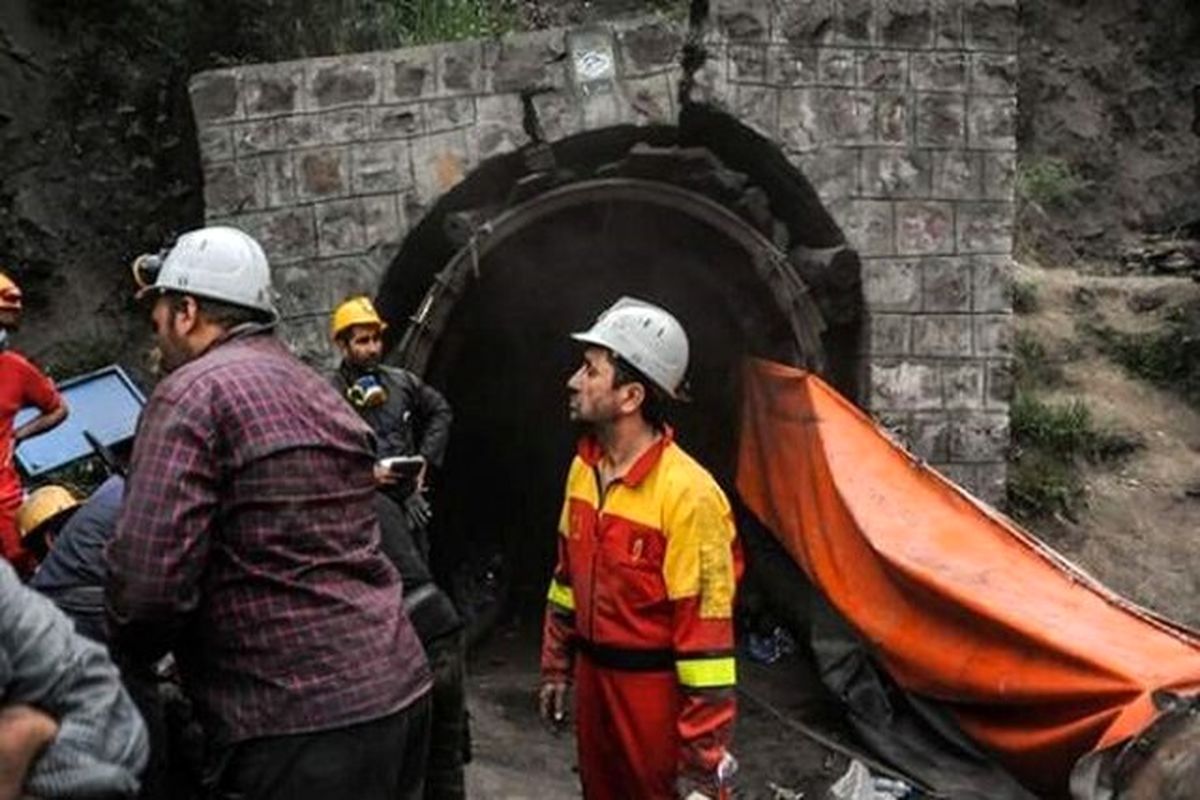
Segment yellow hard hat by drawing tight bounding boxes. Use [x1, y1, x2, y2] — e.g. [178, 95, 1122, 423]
[17, 485, 80, 540]
[0, 272, 22, 312]
[331, 296, 387, 341]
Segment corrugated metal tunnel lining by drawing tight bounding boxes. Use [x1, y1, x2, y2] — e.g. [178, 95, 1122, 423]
[375, 120, 859, 618]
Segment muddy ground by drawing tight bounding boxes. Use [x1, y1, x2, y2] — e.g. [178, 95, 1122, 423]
[465, 621, 848, 800]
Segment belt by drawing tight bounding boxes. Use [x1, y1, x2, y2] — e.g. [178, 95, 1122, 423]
[574, 638, 673, 672]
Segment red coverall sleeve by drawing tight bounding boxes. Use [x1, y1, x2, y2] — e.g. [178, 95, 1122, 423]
[540, 486, 575, 682]
[663, 480, 740, 792]
[16, 356, 62, 414]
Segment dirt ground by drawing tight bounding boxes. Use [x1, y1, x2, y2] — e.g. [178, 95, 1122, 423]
[465, 621, 849, 800]
[1015, 261, 1200, 628]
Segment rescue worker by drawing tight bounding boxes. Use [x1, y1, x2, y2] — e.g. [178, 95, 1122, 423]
[0, 557, 148, 799]
[539, 297, 740, 800]
[25, 479, 119, 643]
[329, 296, 452, 553]
[0, 271, 68, 577]
[107, 226, 432, 800]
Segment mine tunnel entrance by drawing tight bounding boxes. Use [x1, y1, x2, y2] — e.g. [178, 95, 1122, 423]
[377, 117, 859, 627]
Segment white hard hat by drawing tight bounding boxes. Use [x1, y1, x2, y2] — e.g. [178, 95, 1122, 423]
[571, 297, 689, 398]
[135, 226, 277, 319]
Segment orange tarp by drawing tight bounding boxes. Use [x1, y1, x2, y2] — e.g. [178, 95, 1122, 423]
[735, 359, 1200, 794]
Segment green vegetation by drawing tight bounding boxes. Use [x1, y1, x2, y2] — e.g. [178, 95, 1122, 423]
[1007, 394, 1137, 522]
[1012, 330, 1061, 391]
[1016, 156, 1090, 208]
[1096, 321, 1200, 410]
[1012, 280, 1038, 314]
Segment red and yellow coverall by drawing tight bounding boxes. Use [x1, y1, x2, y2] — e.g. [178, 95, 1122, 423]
[541, 430, 740, 799]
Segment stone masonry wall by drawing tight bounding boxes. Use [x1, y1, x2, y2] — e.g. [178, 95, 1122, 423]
[188, 0, 1018, 502]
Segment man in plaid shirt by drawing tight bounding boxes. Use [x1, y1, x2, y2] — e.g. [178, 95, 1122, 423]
[107, 227, 432, 800]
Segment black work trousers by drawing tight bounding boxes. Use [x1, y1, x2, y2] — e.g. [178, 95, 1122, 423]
[209, 693, 432, 800]
[425, 631, 468, 800]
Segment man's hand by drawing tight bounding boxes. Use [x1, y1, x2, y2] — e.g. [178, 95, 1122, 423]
[537, 680, 570, 732]
[0, 704, 58, 800]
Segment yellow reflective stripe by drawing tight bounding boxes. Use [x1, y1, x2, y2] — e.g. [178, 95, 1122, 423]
[546, 579, 575, 612]
[676, 656, 736, 689]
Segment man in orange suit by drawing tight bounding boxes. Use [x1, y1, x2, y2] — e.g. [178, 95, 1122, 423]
[539, 298, 740, 800]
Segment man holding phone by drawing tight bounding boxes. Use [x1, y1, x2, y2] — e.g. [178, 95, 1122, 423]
[329, 296, 453, 546]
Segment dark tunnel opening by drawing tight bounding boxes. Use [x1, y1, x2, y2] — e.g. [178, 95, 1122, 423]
[377, 117, 858, 630]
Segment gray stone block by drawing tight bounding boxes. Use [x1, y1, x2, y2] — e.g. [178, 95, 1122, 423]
[965, 0, 1018, 52]
[911, 52, 968, 92]
[198, 126, 234, 165]
[982, 151, 1016, 200]
[973, 313, 1012, 356]
[351, 141, 411, 195]
[972, 255, 1013, 312]
[816, 88, 876, 145]
[930, 149, 983, 199]
[779, 89, 820, 152]
[862, 258, 921, 312]
[297, 148, 350, 200]
[530, 90, 585, 141]
[948, 411, 1009, 462]
[475, 94, 527, 159]
[617, 21, 684, 76]
[580, 89, 627, 129]
[870, 360, 943, 411]
[942, 361, 985, 408]
[875, 93, 910, 145]
[410, 130, 474, 209]
[922, 256, 971, 311]
[191, 72, 240, 123]
[957, 201, 1014, 253]
[733, 85, 779, 138]
[911, 413, 951, 460]
[857, 50, 908, 89]
[878, 0, 934, 48]
[973, 461, 1007, 506]
[243, 67, 303, 118]
[895, 200, 955, 255]
[486, 30, 568, 94]
[438, 42, 484, 95]
[242, 208, 317, 264]
[875, 411, 914, 447]
[321, 108, 370, 144]
[714, 0, 771, 41]
[362, 194, 404, 251]
[915, 92, 966, 146]
[971, 53, 1017, 95]
[836, 0, 875, 45]
[276, 115, 324, 150]
[315, 199, 367, 257]
[204, 162, 264, 216]
[912, 314, 972, 356]
[775, 0, 837, 46]
[388, 49, 436, 100]
[309, 57, 380, 110]
[829, 198, 894, 256]
[862, 149, 931, 198]
[967, 96, 1017, 149]
[789, 147, 859, 199]
[256, 153, 296, 209]
[868, 313, 912, 355]
[369, 104, 425, 140]
[768, 45, 819, 85]
[425, 97, 477, 134]
[933, 0, 965, 49]
[621, 74, 676, 125]
[729, 44, 769, 84]
[818, 48, 857, 86]
[932, 462, 976, 491]
[985, 358, 1013, 407]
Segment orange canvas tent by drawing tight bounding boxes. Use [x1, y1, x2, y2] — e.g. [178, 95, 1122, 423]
[735, 359, 1200, 795]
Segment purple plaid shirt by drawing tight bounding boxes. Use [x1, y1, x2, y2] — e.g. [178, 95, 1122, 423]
[107, 329, 430, 743]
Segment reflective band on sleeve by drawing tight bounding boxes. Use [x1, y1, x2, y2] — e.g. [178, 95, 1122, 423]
[676, 656, 737, 689]
[546, 578, 575, 612]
